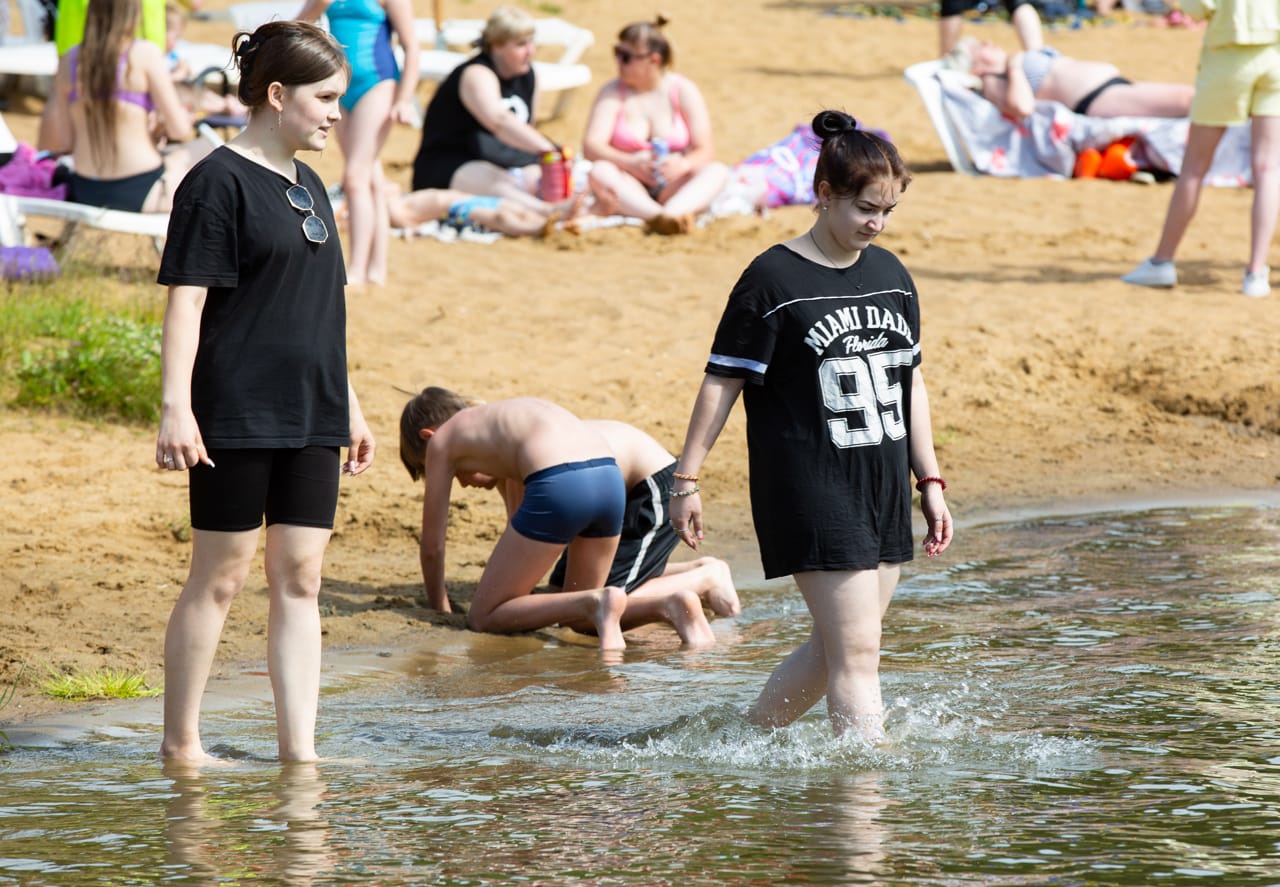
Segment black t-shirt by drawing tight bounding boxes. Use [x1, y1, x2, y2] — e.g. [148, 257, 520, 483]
[707, 243, 922, 577]
[157, 147, 349, 449]
[411, 53, 540, 189]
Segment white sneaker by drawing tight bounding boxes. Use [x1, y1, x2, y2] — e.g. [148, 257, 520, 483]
[1242, 266, 1271, 298]
[1122, 257, 1177, 288]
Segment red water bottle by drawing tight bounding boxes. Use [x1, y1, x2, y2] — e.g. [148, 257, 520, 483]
[539, 148, 569, 201]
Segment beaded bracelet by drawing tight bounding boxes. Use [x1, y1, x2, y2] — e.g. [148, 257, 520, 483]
[673, 471, 699, 482]
[670, 485, 701, 498]
[915, 476, 947, 492]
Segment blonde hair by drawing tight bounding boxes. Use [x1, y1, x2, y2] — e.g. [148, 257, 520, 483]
[480, 6, 536, 52]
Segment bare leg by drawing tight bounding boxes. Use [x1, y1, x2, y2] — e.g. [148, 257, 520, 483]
[586, 159, 664, 220]
[623, 588, 717, 646]
[748, 566, 900, 739]
[160, 528, 260, 761]
[660, 162, 730, 218]
[1084, 82, 1195, 119]
[1153, 123, 1227, 261]
[1248, 115, 1280, 273]
[747, 625, 828, 728]
[450, 161, 563, 217]
[468, 526, 627, 650]
[938, 16, 963, 56]
[471, 202, 552, 237]
[629, 557, 740, 616]
[263, 524, 332, 762]
[389, 188, 461, 228]
[336, 81, 395, 285]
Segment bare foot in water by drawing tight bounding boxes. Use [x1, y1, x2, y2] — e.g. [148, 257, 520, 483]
[159, 743, 237, 768]
[661, 589, 717, 647]
[592, 586, 628, 651]
[703, 559, 741, 617]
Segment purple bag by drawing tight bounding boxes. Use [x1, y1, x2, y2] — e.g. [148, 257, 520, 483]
[1, 246, 60, 280]
[0, 143, 68, 201]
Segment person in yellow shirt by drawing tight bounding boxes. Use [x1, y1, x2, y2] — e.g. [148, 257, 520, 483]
[1123, 0, 1280, 298]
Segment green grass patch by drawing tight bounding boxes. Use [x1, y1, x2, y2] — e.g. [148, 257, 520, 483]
[39, 667, 162, 702]
[1, 270, 163, 424]
[0, 672, 17, 753]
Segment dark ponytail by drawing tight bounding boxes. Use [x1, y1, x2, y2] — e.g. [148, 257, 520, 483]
[233, 20, 350, 111]
[811, 110, 910, 198]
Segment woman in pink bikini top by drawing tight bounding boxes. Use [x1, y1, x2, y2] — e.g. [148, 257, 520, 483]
[581, 15, 727, 235]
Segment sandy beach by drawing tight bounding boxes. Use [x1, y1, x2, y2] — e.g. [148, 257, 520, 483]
[1, 0, 1278, 725]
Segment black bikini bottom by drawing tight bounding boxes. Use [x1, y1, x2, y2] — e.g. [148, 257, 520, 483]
[1074, 77, 1133, 116]
[67, 165, 164, 212]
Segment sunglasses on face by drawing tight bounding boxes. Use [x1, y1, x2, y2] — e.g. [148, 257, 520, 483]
[613, 46, 646, 65]
[285, 183, 329, 244]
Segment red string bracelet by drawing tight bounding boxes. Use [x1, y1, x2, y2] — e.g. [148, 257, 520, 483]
[915, 476, 947, 492]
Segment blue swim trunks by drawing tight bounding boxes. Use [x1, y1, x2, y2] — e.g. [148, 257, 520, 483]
[510, 457, 626, 545]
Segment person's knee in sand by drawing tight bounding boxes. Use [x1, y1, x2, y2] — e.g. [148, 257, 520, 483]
[399, 388, 631, 651]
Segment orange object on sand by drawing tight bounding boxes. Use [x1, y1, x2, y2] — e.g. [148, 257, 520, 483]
[1098, 138, 1138, 180]
[1074, 148, 1102, 178]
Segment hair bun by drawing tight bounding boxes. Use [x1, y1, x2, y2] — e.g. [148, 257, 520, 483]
[811, 110, 858, 140]
[653, 13, 670, 28]
[234, 30, 265, 73]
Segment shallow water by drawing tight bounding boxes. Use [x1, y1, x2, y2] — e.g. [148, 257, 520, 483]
[3, 505, 1280, 885]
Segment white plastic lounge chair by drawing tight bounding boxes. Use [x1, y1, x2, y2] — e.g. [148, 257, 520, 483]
[0, 40, 57, 78]
[0, 124, 223, 255]
[0, 37, 233, 83]
[903, 60, 978, 176]
[226, 1, 323, 32]
[0, 193, 170, 254]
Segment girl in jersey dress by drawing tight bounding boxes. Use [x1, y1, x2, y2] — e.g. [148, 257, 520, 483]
[669, 110, 954, 741]
[296, 0, 417, 286]
[37, 0, 211, 212]
[580, 15, 728, 234]
[155, 20, 375, 763]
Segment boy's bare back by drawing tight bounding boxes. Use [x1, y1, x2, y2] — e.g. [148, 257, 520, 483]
[431, 398, 615, 481]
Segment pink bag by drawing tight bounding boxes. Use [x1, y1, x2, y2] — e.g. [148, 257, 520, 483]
[0, 143, 68, 201]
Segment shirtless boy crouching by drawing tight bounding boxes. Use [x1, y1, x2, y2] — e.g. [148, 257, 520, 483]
[398, 387, 739, 650]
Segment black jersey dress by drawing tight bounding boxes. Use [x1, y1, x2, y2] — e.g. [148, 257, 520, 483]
[706, 243, 922, 579]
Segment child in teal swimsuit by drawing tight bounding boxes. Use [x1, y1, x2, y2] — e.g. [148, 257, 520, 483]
[297, 0, 418, 285]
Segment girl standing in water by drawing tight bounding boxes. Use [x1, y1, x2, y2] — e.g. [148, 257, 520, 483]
[155, 20, 375, 763]
[669, 110, 953, 740]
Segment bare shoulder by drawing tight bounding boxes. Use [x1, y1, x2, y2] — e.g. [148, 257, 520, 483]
[127, 39, 165, 66]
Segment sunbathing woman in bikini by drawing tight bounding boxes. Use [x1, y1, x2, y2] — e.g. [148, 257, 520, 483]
[949, 37, 1195, 120]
